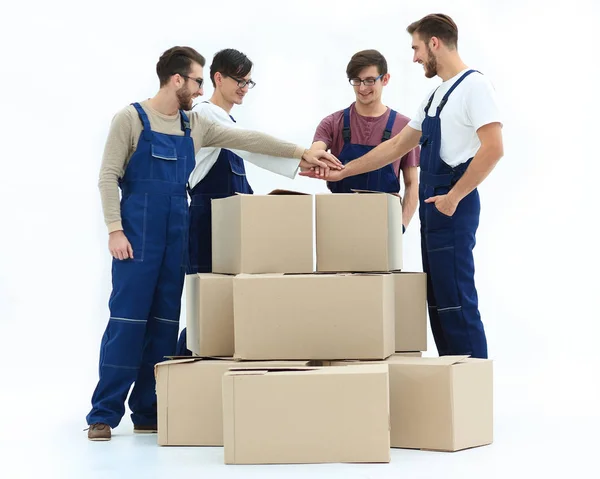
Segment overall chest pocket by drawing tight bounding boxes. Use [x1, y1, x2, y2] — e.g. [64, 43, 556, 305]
[150, 144, 187, 183]
[228, 154, 253, 194]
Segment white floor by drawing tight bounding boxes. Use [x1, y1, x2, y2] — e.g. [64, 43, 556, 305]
[2, 411, 597, 479]
[2, 349, 598, 479]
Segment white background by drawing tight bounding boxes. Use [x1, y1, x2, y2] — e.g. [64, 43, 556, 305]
[0, 0, 599, 477]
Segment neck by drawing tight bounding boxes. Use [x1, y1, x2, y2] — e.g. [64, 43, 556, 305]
[354, 99, 387, 117]
[210, 90, 234, 114]
[147, 88, 180, 116]
[437, 52, 468, 82]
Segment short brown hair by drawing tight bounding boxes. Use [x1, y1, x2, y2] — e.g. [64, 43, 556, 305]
[156, 46, 206, 87]
[407, 14, 458, 48]
[346, 49, 388, 79]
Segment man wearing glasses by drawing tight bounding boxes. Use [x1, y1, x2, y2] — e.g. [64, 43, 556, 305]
[176, 48, 302, 355]
[302, 15, 503, 360]
[310, 49, 419, 232]
[87, 46, 341, 441]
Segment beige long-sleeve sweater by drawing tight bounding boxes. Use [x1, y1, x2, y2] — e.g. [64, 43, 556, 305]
[98, 100, 305, 233]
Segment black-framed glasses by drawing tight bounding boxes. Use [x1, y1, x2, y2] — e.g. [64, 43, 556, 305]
[225, 75, 256, 89]
[180, 74, 204, 89]
[349, 74, 384, 86]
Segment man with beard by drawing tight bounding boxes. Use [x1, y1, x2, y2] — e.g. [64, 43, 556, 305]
[87, 46, 341, 441]
[175, 48, 302, 356]
[302, 14, 503, 360]
[310, 49, 419, 233]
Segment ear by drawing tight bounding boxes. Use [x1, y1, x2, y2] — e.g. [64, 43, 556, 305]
[215, 72, 223, 87]
[429, 36, 440, 50]
[172, 73, 184, 89]
[382, 73, 391, 86]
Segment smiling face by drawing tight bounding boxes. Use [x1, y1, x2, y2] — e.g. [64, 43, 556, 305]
[351, 65, 389, 106]
[218, 71, 253, 106]
[411, 33, 439, 79]
[175, 62, 204, 110]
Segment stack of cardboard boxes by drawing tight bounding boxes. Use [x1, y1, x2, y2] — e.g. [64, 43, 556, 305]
[154, 190, 493, 464]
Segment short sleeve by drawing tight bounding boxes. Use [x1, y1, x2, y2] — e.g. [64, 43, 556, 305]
[312, 114, 335, 149]
[465, 78, 503, 131]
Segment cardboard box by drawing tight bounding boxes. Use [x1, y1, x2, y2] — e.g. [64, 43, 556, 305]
[185, 273, 234, 357]
[393, 272, 427, 352]
[332, 355, 493, 452]
[233, 273, 395, 360]
[222, 364, 391, 464]
[155, 358, 309, 446]
[211, 189, 313, 274]
[316, 192, 403, 272]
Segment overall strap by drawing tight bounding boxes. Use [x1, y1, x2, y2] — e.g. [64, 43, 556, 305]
[381, 109, 397, 141]
[179, 110, 191, 137]
[131, 102, 152, 141]
[424, 89, 439, 116]
[342, 107, 352, 144]
[436, 69, 479, 115]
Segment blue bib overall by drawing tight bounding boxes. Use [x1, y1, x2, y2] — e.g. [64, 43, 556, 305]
[176, 118, 252, 356]
[418, 70, 488, 359]
[327, 107, 400, 193]
[87, 103, 195, 428]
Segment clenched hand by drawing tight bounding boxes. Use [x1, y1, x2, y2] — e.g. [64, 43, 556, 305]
[109, 230, 134, 260]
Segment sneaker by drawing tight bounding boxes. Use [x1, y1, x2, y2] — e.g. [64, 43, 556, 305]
[133, 424, 157, 434]
[87, 423, 111, 441]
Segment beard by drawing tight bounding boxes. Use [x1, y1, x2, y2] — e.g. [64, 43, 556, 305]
[176, 85, 194, 111]
[424, 45, 438, 78]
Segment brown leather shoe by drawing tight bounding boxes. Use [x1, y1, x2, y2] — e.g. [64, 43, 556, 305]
[87, 423, 111, 441]
[133, 424, 157, 434]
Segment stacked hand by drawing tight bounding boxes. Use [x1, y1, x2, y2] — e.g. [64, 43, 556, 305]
[299, 149, 345, 178]
[299, 166, 346, 182]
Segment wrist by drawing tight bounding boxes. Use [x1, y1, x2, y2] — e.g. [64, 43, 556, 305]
[447, 188, 462, 206]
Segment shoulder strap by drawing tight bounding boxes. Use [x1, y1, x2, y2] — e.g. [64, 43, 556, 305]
[131, 102, 152, 141]
[179, 110, 191, 137]
[342, 107, 352, 144]
[381, 109, 397, 142]
[437, 69, 479, 114]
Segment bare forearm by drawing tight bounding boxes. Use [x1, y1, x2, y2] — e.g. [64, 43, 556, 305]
[448, 144, 503, 204]
[402, 183, 418, 228]
[344, 127, 421, 177]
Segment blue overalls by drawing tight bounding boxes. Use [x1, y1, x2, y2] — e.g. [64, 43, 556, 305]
[418, 69, 488, 359]
[328, 106, 400, 194]
[175, 115, 253, 356]
[87, 103, 195, 428]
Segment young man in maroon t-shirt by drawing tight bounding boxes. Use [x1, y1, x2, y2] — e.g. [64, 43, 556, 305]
[311, 49, 419, 231]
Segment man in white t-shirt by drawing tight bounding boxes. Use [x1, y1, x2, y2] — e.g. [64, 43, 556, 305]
[303, 14, 503, 359]
[176, 48, 302, 356]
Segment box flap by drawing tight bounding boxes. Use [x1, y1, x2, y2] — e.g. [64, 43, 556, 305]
[227, 366, 320, 375]
[433, 355, 471, 366]
[350, 189, 402, 200]
[163, 355, 234, 363]
[386, 355, 470, 366]
[268, 189, 309, 196]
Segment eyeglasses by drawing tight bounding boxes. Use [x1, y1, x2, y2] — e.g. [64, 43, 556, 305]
[225, 75, 256, 89]
[180, 74, 204, 89]
[349, 74, 384, 86]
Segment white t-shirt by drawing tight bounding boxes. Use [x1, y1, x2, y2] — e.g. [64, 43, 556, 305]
[408, 69, 502, 168]
[187, 102, 301, 189]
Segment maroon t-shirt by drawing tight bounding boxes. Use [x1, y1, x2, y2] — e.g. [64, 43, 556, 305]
[313, 103, 420, 176]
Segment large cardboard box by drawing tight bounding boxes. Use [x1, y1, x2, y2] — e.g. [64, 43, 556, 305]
[155, 358, 309, 446]
[233, 273, 395, 360]
[316, 192, 403, 272]
[211, 190, 313, 274]
[185, 273, 234, 357]
[222, 364, 391, 464]
[332, 355, 493, 452]
[393, 272, 427, 352]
